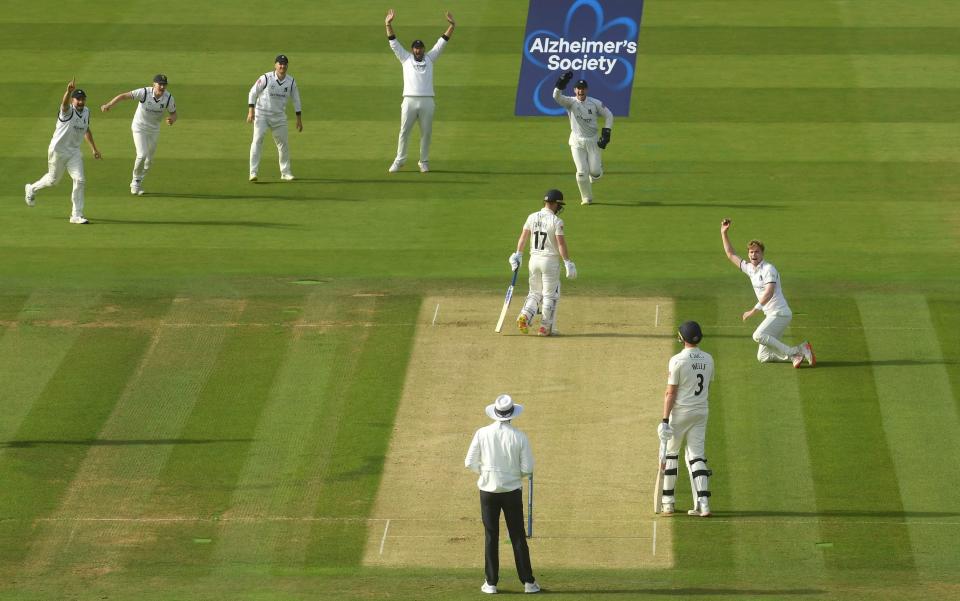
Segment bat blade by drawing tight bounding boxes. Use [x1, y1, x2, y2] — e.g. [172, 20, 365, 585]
[494, 269, 520, 333]
[526, 474, 534, 538]
[654, 440, 666, 514]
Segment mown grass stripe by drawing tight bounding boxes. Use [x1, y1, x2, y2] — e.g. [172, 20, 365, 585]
[857, 294, 960, 575]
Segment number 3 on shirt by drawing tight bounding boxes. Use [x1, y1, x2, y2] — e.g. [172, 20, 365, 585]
[695, 373, 704, 395]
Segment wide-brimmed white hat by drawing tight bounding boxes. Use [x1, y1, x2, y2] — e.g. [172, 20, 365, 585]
[485, 394, 523, 421]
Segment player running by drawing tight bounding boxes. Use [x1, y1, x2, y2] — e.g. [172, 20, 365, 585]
[552, 71, 613, 205]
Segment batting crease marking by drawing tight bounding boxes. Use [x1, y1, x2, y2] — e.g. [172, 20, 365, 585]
[655, 304, 660, 328]
[652, 519, 658, 556]
[379, 519, 391, 556]
[432, 303, 440, 326]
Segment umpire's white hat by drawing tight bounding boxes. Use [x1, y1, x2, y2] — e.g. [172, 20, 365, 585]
[485, 394, 524, 421]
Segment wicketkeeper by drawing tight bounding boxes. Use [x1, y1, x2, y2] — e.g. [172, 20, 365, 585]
[658, 321, 716, 517]
[552, 71, 613, 205]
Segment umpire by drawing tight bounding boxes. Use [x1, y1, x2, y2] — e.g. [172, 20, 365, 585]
[465, 394, 540, 594]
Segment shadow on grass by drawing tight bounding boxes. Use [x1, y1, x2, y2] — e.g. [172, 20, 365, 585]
[144, 192, 362, 202]
[720, 509, 960, 519]
[91, 218, 303, 229]
[815, 359, 957, 368]
[293, 177, 477, 185]
[588, 201, 785, 209]
[557, 333, 676, 339]
[2, 438, 253, 448]
[547, 588, 825, 596]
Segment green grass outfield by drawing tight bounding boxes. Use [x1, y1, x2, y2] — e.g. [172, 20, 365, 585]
[1, 0, 959, 599]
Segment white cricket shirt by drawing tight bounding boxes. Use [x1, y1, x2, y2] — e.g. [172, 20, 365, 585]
[48, 106, 89, 154]
[465, 421, 534, 493]
[389, 37, 447, 96]
[740, 260, 792, 316]
[248, 72, 301, 115]
[130, 87, 176, 132]
[667, 346, 715, 410]
[552, 88, 613, 142]
[523, 208, 565, 258]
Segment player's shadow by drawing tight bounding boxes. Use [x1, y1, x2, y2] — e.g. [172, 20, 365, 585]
[293, 176, 478, 185]
[146, 192, 363, 202]
[815, 359, 957, 368]
[549, 587, 826, 596]
[556, 333, 676, 339]
[588, 201, 785, 209]
[1, 438, 253, 448]
[720, 509, 960, 519]
[90, 218, 302, 229]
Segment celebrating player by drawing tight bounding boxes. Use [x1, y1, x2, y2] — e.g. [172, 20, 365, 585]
[384, 8, 455, 173]
[720, 218, 815, 367]
[101, 74, 178, 195]
[24, 80, 102, 224]
[509, 189, 577, 337]
[658, 321, 715, 517]
[247, 54, 302, 182]
[552, 72, 613, 205]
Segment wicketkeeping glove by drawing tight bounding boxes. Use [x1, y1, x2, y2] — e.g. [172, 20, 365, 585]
[598, 128, 611, 149]
[508, 252, 523, 271]
[555, 70, 573, 90]
[564, 259, 577, 279]
[657, 421, 674, 442]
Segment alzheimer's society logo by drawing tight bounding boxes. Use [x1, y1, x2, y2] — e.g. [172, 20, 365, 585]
[516, 0, 643, 116]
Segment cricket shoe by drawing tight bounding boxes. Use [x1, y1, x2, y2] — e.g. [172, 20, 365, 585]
[660, 503, 674, 516]
[388, 161, 403, 173]
[801, 341, 816, 367]
[792, 352, 804, 369]
[130, 184, 143, 196]
[524, 581, 541, 594]
[481, 582, 497, 594]
[688, 500, 711, 517]
[24, 183, 35, 206]
[249, 173, 258, 182]
[418, 161, 429, 173]
[281, 174, 296, 181]
[581, 198, 592, 205]
[69, 215, 89, 224]
[538, 326, 550, 337]
[517, 314, 529, 335]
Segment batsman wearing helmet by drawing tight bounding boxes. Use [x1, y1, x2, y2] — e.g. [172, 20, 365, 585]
[552, 71, 613, 205]
[658, 321, 715, 517]
[508, 189, 577, 337]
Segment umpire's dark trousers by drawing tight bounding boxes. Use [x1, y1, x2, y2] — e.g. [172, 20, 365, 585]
[480, 487, 534, 586]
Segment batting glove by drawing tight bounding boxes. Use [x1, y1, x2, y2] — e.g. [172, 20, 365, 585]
[564, 260, 577, 279]
[597, 128, 611, 149]
[555, 70, 573, 90]
[508, 252, 522, 271]
[657, 421, 674, 442]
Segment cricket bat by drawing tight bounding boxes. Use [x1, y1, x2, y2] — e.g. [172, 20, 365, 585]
[526, 474, 534, 538]
[494, 268, 520, 333]
[654, 439, 666, 514]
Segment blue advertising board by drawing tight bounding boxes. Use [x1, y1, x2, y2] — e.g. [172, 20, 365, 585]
[515, 0, 645, 116]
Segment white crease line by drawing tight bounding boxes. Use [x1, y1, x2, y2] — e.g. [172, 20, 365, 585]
[652, 519, 657, 556]
[432, 303, 440, 326]
[379, 519, 391, 556]
[655, 304, 660, 328]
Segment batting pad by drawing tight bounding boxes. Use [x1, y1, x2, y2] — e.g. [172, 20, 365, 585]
[363, 295, 676, 569]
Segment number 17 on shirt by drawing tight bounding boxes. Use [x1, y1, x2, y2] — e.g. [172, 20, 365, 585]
[494, 268, 520, 333]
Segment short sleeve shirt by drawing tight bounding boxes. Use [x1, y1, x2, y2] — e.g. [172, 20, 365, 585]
[523, 208, 565, 258]
[131, 87, 176, 132]
[667, 347, 715, 410]
[740, 260, 791, 316]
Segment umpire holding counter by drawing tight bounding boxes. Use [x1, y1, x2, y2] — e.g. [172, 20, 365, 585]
[465, 395, 541, 594]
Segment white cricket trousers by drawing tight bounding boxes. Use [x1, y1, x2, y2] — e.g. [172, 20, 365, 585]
[395, 96, 435, 165]
[131, 128, 159, 185]
[662, 405, 710, 507]
[31, 150, 85, 218]
[250, 112, 292, 177]
[519, 255, 561, 332]
[753, 313, 798, 362]
[570, 136, 603, 202]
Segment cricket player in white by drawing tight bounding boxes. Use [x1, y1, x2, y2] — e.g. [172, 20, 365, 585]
[552, 72, 613, 205]
[384, 9, 455, 173]
[24, 80, 102, 224]
[509, 189, 577, 337]
[720, 218, 815, 367]
[101, 74, 177, 195]
[247, 54, 302, 182]
[658, 321, 715, 517]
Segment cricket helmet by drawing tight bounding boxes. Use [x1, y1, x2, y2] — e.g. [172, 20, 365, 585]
[543, 188, 565, 213]
[678, 321, 703, 344]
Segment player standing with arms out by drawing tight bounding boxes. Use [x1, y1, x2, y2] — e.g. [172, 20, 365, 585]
[658, 321, 715, 517]
[100, 74, 177, 195]
[384, 8, 455, 173]
[552, 72, 613, 205]
[720, 218, 815, 367]
[24, 80, 102, 224]
[247, 55, 302, 182]
[509, 189, 577, 337]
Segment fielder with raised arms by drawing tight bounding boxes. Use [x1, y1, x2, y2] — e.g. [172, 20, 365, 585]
[101, 74, 177, 195]
[509, 189, 577, 337]
[658, 321, 715, 517]
[384, 8, 455, 173]
[720, 218, 815, 367]
[553, 71, 613, 205]
[247, 54, 302, 182]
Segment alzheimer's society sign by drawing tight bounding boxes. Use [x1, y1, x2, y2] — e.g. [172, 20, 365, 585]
[516, 0, 644, 116]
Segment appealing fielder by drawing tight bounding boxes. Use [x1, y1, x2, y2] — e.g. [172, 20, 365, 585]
[101, 74, 177, 195]
[552, 72, 613, 205]
[720, 218, 815, 367]
[509, 189, 577, 337]
[658, 321, 715, 517]
[24, 80, 102, 224]
[384, 8, 455, 173]
[247, 54, 302, 182]
[465, 394, 540, 595]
